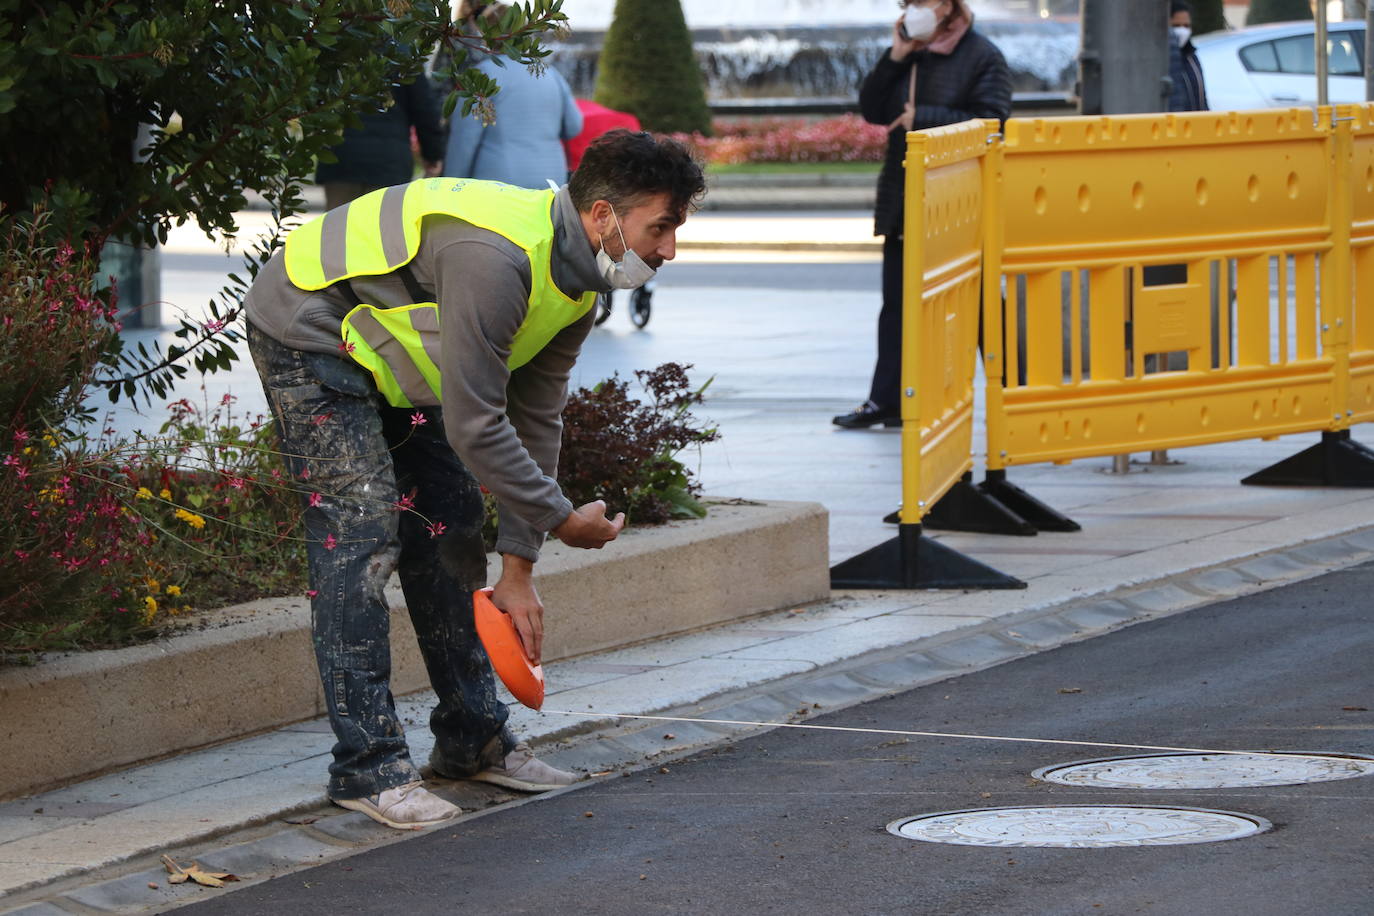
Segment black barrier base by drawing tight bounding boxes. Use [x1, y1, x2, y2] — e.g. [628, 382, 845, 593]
[920, 472, 1038, 536]
[1242, 430, 1374, 487]
[883, 471, 1079, 535]
[829, 523, 1026, 590]
[979, 470, 1082, 532]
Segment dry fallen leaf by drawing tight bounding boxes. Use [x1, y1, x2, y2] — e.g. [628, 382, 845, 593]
[662, 733, 676, 740]
[1342, 706, 1368, 711]
[147, 882, 159, 890]
[283, 816, 320, 825]
[1058, 687, 1083, 695]
[187, 864, 239, 888]
[161, 855, 239, 888]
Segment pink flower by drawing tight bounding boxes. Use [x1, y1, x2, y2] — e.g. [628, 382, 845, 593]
[203, 319, 226, 333]
[299, 465, 311, 480]
[410, 411, 428, 427]
[338, 340, 357, 355]
[310, 411, 334, 427]
[322, 533, 337, 550]
[306, 589, 318, 599]
[394, 494, 415, 512]
[426, 521, 446, 538]
[308, 492, 323, 507]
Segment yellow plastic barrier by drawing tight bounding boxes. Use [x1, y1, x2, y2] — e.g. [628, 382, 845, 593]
[1344, 103, 1374, 427]
[983, 109, 1349, 470]
[897, 119, 1000, 524]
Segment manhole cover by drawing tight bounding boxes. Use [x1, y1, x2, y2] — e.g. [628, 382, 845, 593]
[1033, 752, 1374, 789]
[887, 805, 1270, 848]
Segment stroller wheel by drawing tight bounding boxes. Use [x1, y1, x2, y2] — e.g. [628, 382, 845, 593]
[593, 292, 612, 326]
[630, 286, 652, 328]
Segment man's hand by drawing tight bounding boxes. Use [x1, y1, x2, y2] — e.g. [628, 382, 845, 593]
[552, 500, 626, 549]
[493, 556, 543, 665]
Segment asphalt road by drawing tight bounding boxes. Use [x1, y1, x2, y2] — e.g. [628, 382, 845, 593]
[180, 561, 1374, 916]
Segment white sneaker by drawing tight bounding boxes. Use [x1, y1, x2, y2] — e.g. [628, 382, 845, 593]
[332, 780, 461, 830]
[470, 743, 579, 793]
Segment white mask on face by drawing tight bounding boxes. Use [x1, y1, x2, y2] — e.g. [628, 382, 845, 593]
[902, 4, 938, 42]
[1172, 26, 1191, 47]
[596, 204, 657, 290]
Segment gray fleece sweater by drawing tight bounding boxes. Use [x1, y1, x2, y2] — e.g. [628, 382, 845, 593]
[244, 186, 610, 562]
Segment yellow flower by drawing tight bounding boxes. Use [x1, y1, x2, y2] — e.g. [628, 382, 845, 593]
[145, 578, 160, 593]
[144, 595, 158, 613]
[136, 487, 153, 500]
[42, 434, 57, 447]
[159, 488, 172, 500]
[174, 508, 206, 530]
[166, 584, 182, 597]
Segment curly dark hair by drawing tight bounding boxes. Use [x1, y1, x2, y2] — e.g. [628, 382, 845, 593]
[569, 129, 706, 221]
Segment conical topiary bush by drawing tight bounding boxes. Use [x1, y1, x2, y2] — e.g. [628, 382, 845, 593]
[593, 0, 712, 136]
[1189, 0, 1227, 36]
[1246, 0, 1314, 25]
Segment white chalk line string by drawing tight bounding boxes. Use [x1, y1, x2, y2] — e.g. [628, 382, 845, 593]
[538, 709, 1348, 763]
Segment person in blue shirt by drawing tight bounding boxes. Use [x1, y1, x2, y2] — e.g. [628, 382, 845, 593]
[443, 1, 584, 189]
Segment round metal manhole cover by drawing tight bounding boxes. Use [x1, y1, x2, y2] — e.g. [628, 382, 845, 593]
[887, 805, 1270, 848]
[1032, 752, 1374, 789]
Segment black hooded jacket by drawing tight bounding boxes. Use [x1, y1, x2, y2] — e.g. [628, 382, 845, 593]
[859, 29, 1012, 237]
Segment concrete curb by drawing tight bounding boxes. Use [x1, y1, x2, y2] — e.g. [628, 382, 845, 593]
[0, 500, 828, 802]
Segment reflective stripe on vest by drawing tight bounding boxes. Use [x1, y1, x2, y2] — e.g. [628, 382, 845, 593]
[342, 304, 444, 409]
[283, 179, 595, 407]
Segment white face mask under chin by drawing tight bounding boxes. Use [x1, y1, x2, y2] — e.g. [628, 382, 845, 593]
[902, 5, 938, 42]
[596, 205, 657, 290]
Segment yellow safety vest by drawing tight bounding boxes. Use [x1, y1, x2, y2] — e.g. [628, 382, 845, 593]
[283, 178, 596, 408]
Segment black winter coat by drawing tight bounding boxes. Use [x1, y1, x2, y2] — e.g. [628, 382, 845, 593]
[316, 76, 446, 188]
[859, 30, 1012, 237]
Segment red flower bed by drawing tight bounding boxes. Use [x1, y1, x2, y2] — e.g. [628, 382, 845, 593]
[668, 114, 887, 165]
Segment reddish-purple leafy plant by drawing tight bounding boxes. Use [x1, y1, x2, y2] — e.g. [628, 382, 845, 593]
[558, 363, 718, 527]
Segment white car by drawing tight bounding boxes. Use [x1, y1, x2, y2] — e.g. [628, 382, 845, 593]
[1192, 20, 1368, 110]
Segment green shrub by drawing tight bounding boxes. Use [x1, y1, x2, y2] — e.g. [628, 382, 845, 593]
[593, 0, 712, 135]
[1189, 0, 1228, 36]
[1246, 0, 1313, 25]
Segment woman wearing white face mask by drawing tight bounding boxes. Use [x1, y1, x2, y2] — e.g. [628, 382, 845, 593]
[1167, 0, 1209, 113]
[833, 0, 1011, 429]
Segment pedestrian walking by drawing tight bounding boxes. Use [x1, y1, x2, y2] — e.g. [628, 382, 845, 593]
[316, 64, 446, 211]
[1168, 1, 1209, 113]
[244, 130, 705, 829]
[833, 0, 1011, 429]
[442, 0, 584, 188]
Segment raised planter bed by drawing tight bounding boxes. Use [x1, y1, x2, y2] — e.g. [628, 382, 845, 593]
[0, 499, 828, 801]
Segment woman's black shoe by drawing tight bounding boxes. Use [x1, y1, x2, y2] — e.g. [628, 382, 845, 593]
[832, 401, 901, 429]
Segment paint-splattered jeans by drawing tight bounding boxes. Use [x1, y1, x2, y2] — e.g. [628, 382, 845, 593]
[248, 324, 513, 800]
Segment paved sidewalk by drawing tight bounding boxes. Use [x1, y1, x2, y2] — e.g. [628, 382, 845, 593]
[5, 207, 1374, 912]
